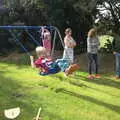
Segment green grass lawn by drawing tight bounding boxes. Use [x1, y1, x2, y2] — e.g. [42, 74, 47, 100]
[0, 53, 120, 120]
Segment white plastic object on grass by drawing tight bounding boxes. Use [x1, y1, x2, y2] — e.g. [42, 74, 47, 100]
[36, 107, 42, 120]
[4, 107, 20, 119]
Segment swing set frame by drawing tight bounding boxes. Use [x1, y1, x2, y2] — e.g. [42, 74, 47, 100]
[0, 26, 64, 56]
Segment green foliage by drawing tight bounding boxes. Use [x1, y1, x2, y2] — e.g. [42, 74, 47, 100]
[3, 0, 46, 25]
[96, 0, 120, 32]
[1, 0, 120, 52]
[99, 35, 113, 53]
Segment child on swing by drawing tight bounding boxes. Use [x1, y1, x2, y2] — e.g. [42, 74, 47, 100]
[30, 46, 79, 76]
[30, 46, 59, 75]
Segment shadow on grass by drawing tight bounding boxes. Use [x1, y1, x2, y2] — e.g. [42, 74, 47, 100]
[52, 74, 120, 97]
[51, 74, 66, 81]
[0, 73, 37, 120]
[75, 75, 120, 89]
[55, 88, 120, 114]
[69, 81, 120, 97]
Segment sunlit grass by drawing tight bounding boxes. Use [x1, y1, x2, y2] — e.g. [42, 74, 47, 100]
[0, 54, 120, 120]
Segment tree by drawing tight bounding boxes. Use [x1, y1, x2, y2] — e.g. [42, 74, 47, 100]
[0, 0, 101, 52]
[3, 0, 47, 25]
[44, 0, 98, 38]
[96, 0, 120, 32]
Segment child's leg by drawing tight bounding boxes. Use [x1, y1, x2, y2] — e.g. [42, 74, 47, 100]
[55, 59, 69, 72]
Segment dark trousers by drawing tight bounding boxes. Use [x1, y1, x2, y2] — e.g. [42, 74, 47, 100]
[115, 54, 120, 76]
[88, 53, 98, 74]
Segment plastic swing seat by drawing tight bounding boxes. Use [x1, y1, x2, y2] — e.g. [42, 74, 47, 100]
[40, 66, 61, 76]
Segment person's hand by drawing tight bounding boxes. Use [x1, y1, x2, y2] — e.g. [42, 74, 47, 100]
[69, 43, 75, 48]
[113, 52, 117, 55]
[72, 44, 76, 48]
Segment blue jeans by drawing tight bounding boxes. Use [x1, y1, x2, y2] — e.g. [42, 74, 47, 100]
[115, 54, 120, 76]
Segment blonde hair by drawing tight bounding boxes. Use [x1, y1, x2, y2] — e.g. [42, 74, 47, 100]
[88, 28, 97, 38]
[35, 46, 46, 57]
[65, 28, 72, 34]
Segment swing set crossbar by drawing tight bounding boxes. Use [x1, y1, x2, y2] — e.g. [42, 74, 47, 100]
[0, 26, 64, 57]
[0, 26, 54, 30]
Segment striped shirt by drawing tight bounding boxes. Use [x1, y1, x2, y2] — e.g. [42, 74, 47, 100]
[87, 37, 100, 54]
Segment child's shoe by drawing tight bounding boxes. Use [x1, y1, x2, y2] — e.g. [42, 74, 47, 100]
[95, 74, 101, 79]
[116, 75, 120, 79]
[87, 75, 94, 79]
[65, 64, 80, 76]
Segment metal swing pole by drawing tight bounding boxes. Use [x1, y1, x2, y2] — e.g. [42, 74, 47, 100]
[8, 30, 31, 56]
[25, 29, 40, 46]
[54, 27, 64, 48]
[51, 29, 57, 57]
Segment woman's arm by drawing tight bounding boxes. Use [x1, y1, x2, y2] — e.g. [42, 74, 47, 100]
[97, 37, 100, 47]
[73, 40, 76, 47]
[87, 37, 93, 47]
[64, 37, 69, 47]
[70, 40, 76, 48]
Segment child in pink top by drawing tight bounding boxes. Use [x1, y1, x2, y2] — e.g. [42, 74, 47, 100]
[42, 27, 52, 56]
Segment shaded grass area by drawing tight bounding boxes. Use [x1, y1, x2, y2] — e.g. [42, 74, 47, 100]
[0, 53, 120, 120]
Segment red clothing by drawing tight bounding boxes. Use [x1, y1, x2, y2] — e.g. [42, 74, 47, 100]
[34, 57, 52, 72]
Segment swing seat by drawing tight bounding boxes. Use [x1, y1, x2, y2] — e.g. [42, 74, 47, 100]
[40, 65, 61, 76]
[40, 59, 69, 76]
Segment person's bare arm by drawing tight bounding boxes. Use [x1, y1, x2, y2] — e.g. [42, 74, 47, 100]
[30, 56, 36, 68]
[73, 40, 76, 48]
[70, 38, 76, 48]
[64, 37, 69, 47]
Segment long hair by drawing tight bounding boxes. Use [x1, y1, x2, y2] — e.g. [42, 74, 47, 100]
[88, 28, 97, 38]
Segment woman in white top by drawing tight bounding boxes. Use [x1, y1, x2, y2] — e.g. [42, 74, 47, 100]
[63, 28, 76, 64]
